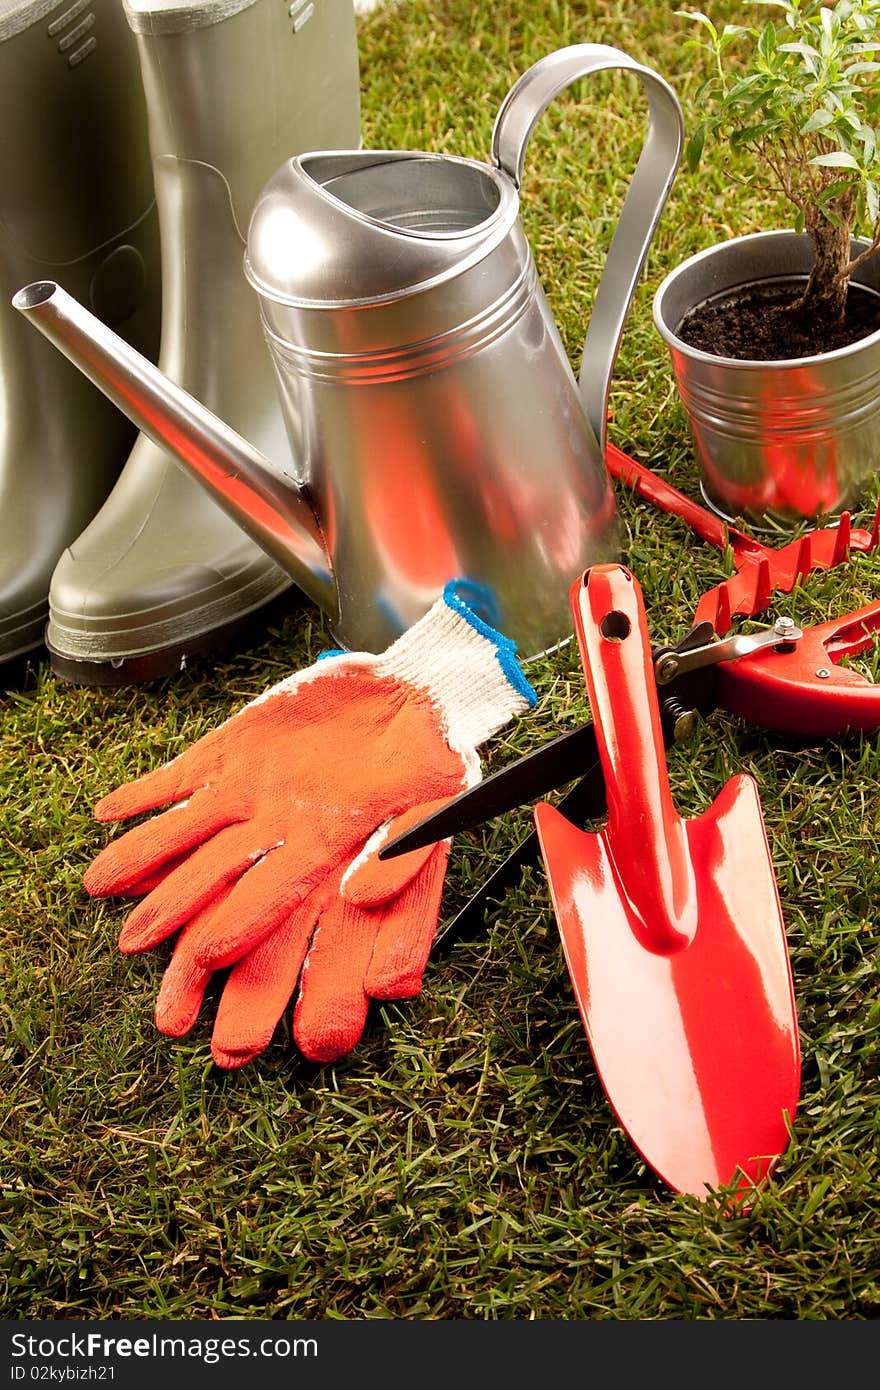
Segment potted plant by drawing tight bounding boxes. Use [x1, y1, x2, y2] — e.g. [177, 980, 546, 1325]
[653, 0, 880, 528]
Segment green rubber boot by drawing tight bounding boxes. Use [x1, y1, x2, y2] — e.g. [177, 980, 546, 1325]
[0, 0, 161, 669]
[46, 0, 361, 685]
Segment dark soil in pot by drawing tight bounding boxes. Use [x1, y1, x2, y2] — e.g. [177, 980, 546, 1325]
[677, 277, 880, 361]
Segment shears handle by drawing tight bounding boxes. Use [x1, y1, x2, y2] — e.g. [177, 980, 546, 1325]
[606, 443, 763, 558]
[717, 600, 880, 736]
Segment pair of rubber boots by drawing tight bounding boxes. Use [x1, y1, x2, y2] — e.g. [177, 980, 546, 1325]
[0, 0, 361, 684]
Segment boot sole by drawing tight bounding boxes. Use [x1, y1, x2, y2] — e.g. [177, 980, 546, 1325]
[47, 587, 309, 686]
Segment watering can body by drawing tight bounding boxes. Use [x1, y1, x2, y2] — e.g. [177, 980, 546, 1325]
[14, 44, 683, 657]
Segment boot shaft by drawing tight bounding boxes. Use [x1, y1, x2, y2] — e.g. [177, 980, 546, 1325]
[0, 0, 157, 266]
[0, 0, 162, 649]
[118, 0, 361, 448]
[124, 0, 362, 228]
[0, 0, 160, 483]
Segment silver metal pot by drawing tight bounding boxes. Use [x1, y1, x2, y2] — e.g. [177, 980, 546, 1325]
[653, 229, 880, 529]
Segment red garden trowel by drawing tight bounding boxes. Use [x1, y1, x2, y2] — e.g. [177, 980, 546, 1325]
[532, 563, 800, 1200]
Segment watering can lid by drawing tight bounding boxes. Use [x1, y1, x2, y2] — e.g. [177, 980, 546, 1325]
[244, 149, 520, 310]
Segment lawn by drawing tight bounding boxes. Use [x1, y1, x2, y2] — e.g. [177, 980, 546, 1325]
[2, 0, 879, 1319]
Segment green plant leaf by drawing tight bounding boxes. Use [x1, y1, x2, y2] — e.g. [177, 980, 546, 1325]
[685, 123, 708, 172]
[758, 19, 778, 59]
[675, 8, 718, 41]
[838, 109, 866, 134]
[810, 150, 862, 169]
[731, 119, 788, 145]
[858, 125, 877, 163]
[800, 108, 835, 132]
[725, 73, 770, 101]
[717, 24, 749, 52]
[778, 41, 822, 59]
[743, 0, 796, 12]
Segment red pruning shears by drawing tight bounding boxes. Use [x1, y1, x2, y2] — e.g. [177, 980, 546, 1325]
[606, 444, 880, 736]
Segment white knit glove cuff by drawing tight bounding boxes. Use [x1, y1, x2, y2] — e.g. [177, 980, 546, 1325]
[375, 583, 537, 753]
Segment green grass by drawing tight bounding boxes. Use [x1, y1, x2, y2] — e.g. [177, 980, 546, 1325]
[3, 0, 880, 1320]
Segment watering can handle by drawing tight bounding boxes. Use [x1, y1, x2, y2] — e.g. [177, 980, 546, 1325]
[491, 44, 684, 457]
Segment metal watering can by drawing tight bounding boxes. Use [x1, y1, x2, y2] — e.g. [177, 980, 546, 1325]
[14, 44, 683, 657]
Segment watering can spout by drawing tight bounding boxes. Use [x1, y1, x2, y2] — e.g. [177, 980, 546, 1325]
[12, 279, 338, 623]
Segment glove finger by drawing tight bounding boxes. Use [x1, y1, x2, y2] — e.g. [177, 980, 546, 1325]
[124, 847, 197, 899]
[293, 892, 382, 1064]
[116, 821, 282, 953]
[190, 841, 319, 971]
[364, 840, 450, 1000]
[209, 895, 321, 1070]
[341, 798, 456, 906]
[122, 796, 444, 914]
[93, 744, 212, 822]
[294, 838, 451, 1064]
[153, 882, 238, 1037]
[84, 787, 236, 898]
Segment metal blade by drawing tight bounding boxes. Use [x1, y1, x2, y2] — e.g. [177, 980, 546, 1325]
[378, 721, 601, 860]
[433, 762, 613, 952]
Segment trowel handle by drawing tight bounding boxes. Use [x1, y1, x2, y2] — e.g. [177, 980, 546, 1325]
[491, 44, 684, 455]
[573, 565, 694, 946]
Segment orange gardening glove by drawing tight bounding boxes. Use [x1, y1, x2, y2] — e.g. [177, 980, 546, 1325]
[148, 827, 452, 1067]
[84, 585, 536, 1065]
